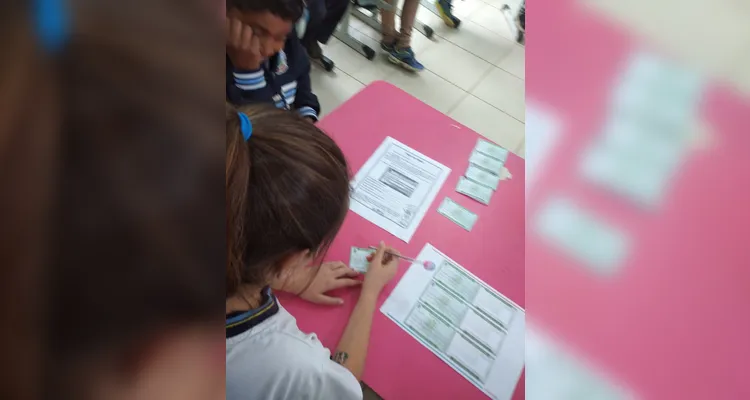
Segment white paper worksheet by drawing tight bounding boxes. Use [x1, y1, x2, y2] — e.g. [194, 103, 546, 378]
[349, 137, 451, 243]
[381, 244, 525, 400]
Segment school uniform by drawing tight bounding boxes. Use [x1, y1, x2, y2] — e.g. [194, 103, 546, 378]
[226, 287, 362, 400]
[226, 34, 320, 121]
[302, 0, 349, 47]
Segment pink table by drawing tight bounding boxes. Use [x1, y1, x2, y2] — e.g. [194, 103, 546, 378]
[279, 81, 526, 400]
[528, 1, 750, 399]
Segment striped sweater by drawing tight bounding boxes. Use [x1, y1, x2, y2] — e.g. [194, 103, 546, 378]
[226, 34, 320, 121]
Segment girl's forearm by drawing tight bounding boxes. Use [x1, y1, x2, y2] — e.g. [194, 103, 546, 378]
[331, 289, 379, 380]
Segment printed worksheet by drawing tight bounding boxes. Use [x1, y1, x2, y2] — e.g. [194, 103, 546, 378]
[381, 244, 525, 400]
[349, 137, 451, 242]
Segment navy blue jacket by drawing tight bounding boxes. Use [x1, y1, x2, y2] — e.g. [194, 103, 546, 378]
[226, 34, 320, 120]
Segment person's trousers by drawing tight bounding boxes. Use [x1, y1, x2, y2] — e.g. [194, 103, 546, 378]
[380, 0, 420, 48]
[302, 0, 350, 47]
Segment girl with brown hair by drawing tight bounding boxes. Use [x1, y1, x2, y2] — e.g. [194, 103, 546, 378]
[226, 104, 400, 400]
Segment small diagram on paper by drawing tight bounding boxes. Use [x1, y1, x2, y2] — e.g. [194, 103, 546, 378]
[380, 167, 419, 197]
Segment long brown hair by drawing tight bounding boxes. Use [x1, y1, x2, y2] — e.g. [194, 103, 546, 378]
[226, 104, 350, 298]
[0, 1, 224, 399]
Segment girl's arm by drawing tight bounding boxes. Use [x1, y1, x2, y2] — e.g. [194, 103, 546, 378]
[330, 243, 398, 380]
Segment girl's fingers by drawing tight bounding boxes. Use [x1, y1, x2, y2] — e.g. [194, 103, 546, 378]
[332, 278, 361, 289]
[336, 267, 361, 278]
[315, 294, 344, 306]
[329, 261, 347, 270]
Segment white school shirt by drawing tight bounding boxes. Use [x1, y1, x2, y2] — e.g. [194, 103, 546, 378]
[226, 300, 363, 400]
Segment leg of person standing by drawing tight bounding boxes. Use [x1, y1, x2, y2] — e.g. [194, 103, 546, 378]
[435, 0, 461, 28]
[316, 0, 349, 45]
[302, 0, 327, 58]
[380, 0, 399, 49]
[380, 0, 424, 72]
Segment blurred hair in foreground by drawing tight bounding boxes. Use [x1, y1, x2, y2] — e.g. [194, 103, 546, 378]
[0, 1, 224, 399]
[526, 0, 750, 399]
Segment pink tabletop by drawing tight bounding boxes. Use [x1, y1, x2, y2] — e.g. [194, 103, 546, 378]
[279, 81, 526, 400]
[528, 1, 750, 399]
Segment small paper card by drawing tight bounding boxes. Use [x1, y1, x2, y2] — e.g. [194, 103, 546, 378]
[465, 165, 502, 191]
[475, 139, 509, 163]
[349, 247, 375, 273]
[469, 150, 505, 175]
[437, 197, 479, 231]
[456, 177, 493, 205]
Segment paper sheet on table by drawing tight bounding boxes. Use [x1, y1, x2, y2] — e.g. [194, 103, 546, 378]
[381, 243, 525, 400]
[349, 137, 451, 243]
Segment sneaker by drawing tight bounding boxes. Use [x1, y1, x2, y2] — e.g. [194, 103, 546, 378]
[380, 40, 395, 52]
[387, 47, 424, 72]
[435, 0, 461, 28]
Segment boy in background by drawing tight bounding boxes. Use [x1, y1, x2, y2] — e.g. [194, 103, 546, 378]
[302, 0, 350, 60]
[226, 0, 320, 121]
[437, 0, 525, 41]
[380, 0, 425, 72]
[435, 0, 461, 28]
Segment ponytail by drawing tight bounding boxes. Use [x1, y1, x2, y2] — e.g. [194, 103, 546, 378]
[226, 104, 252, 297]
[225, 104, 351, 298]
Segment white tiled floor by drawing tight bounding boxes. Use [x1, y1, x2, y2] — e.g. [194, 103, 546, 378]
[310, 0, 526, 158]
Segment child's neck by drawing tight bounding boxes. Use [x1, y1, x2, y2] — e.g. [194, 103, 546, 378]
[225, 285, 264, 314]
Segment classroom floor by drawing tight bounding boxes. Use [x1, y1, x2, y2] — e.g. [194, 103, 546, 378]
[310, 0, 526, 159]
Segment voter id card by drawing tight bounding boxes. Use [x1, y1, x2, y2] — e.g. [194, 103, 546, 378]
[456, 176, 493, 205]
[349, 247, 375, 273]
[437, 197, 479, 231]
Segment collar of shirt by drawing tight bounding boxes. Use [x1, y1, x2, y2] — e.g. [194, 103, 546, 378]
[225, 286, 279, 338]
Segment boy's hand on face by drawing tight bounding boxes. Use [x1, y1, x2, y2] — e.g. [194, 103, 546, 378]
[299, 262, 361, 306]
[226, 17, 263, 70]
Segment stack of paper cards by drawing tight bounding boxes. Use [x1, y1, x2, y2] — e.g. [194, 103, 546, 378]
[437, 197, 479, 231]
[475, 139, 510, 163]
[457, 139, 509, 206]
[466, 165, 501, 191]
[441, 139, 509, 230]
[580, 50, 703, 209]
[349, 247, 375, 273]
[456, 177, 493, 205]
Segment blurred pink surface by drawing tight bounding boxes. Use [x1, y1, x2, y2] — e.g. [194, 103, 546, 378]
[279, 81, 526, 400]
[528, 0, 750, 398]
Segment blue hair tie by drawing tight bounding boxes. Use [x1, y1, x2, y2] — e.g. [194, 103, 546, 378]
[35, 0, 69, 53]
[238, 112, 253, 141]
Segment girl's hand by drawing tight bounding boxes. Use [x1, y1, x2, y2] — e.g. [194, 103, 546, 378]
[299, 262, 362, 305]
[362, 242, 399, 297]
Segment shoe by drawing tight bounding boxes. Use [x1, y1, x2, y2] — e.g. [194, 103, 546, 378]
[387, 47, 424, 72]
[435, 0, 461, 28]
[380, 40, 395, 52]
[305, 41, 323, 59]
